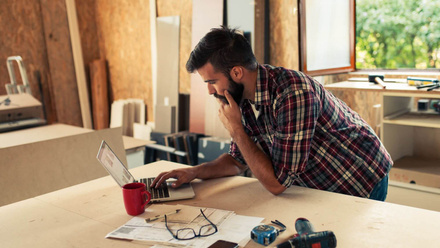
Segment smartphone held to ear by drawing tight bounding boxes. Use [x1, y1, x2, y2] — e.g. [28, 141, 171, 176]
[208, 240, 239, 248]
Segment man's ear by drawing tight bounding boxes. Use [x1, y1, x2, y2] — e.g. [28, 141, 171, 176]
[229, 66, 244, 81]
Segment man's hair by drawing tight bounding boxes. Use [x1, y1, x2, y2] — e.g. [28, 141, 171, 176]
[186, 26, 258, 76]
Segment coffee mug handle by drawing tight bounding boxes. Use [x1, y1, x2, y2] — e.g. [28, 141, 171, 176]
[141, 191, 151, 209]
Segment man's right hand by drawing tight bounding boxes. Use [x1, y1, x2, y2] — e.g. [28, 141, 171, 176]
[151, 167, 198, 189]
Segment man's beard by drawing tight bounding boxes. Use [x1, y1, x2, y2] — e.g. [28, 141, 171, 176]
[214, 77, 244, 105]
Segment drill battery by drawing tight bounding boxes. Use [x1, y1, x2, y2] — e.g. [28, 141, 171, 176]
[276, 218, 336, 248]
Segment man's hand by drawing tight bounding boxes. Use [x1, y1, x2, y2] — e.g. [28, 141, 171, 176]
[151, 167, 197, 189]
[217, 90, 244, 138]
[218, 92, 287, 195]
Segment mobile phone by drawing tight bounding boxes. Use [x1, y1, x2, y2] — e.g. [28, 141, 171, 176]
[208, 240, 239, 248]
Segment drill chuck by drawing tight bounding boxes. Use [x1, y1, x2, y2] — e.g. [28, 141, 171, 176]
[295, 217, 314, 235]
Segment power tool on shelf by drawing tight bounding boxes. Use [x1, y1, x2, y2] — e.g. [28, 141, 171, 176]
[276, 218, 336, 248]
[410, 77, 440, 91]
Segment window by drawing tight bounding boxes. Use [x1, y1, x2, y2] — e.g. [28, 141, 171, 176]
[299, 0, 355, 76]
[299, 0, 440, 75]
[356, 0, 440, 70]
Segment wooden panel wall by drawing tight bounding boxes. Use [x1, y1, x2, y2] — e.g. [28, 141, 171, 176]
[1, 0, 194, 128]
[2, 0, 382, 133]
[74, 0, 101, 84]
[0, 0, 84, 127]
[94, 0, 152, 122]
[93, 0, 192, 124]
[270, 0, 299, 70]
[0, 0, 57, 123]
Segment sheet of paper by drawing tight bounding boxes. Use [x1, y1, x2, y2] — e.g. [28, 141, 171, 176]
[106, 204, 264, 247]
[186, 213, 265, 248]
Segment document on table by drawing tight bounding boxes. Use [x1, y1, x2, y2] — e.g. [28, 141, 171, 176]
[106, 204, 264, 247]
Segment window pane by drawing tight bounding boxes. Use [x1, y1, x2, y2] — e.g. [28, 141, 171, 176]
[306, 0, 351, 71]
[356, 0, 440, 69]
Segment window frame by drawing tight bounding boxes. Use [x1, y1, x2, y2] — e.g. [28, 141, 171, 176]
[299, 0, 440, 75]
[298, 0, 355, 76]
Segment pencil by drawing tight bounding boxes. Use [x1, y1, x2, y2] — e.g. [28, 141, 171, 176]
[145, 209, 181, 222]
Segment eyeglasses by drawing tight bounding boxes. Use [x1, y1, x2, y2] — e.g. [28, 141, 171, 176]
[165, 209, 218, 240]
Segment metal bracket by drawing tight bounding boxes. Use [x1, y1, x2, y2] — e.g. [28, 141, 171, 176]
[6, 56, 32, 95]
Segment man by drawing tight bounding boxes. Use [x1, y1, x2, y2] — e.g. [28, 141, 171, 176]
[152, 26, 392, 201]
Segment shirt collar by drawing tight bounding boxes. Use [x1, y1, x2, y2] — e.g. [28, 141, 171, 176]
[254, 64, 271, 106]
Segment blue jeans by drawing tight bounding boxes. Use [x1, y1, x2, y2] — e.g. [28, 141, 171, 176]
[369, 174, 389, 201]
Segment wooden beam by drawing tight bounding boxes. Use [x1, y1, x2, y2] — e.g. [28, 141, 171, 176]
[65, 0, 93, 129]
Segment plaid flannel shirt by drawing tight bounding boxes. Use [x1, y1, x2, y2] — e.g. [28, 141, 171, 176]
[229, 64, 393, 198]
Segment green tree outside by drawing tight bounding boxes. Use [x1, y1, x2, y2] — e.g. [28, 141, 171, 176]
[356, 0, 440, 69]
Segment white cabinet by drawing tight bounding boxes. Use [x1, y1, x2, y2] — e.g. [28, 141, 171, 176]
[381, 92, 440, 189]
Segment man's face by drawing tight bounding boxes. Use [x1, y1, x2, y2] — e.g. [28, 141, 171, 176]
[197, 63, 244, 105]
[214, 75, 244, 105]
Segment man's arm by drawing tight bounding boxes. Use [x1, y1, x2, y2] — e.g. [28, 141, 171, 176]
[151, 153, 247, 188]
[218, 91, 286, 195]
[231, 128, 287, 195]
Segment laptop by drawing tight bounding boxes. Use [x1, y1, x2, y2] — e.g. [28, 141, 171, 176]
[96, 140, 195, 202]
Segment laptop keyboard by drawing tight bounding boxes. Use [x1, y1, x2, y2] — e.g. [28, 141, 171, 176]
[140, 177, 170, 199]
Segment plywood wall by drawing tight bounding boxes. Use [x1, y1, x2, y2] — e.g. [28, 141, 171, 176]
[93, 0, 192, 123]
[94, 0, 152, 122]
[0, 0, 83, 126]
[74, 0, 101, 79]
[0, 1, 47, 98]
[270, 0, 300, 70]
[0, 0, 301, 130]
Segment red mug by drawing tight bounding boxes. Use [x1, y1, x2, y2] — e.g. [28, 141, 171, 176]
[122, 182, 151, 216]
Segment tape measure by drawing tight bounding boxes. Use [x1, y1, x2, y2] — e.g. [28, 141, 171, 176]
[251, 225, 279, 246]
[251, 220, 286, 246]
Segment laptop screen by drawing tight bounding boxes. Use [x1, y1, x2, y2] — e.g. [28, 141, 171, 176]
[97, 140, 135, 187]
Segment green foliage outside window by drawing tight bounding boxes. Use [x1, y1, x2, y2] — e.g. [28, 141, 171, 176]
[356, 0, 440, 69]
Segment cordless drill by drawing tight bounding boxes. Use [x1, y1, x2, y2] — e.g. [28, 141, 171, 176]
[276, 218, 337, 248]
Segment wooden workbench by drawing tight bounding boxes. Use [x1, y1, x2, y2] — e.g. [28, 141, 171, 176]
[1, 161, 440, 247]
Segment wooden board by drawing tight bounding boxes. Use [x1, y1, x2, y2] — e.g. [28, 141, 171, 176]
[73, 0, 102, 67]
[155, 16, 180, 132]
[0, 124, 92, 148]
[157, 0, 193, 95]
[0, 126, 124, 206]
[270, 0, 299, 69]
[66, 0, 93, 129]
[41, 0, 83, 126]
[90, 59, 109, 130]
